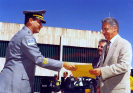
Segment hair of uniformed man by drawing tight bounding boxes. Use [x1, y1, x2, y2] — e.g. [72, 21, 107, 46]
[102, 17, 119, 32]
[24, 16, 37, 25]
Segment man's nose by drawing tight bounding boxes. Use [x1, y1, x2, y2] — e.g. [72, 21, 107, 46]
[98, 47, 102, 50]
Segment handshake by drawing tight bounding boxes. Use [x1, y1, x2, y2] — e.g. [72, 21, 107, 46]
[62, 62, 77, 71]
[62, 62, 101, 78]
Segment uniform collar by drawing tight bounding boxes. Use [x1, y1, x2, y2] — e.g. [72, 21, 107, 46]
[22, 26, 33, 35]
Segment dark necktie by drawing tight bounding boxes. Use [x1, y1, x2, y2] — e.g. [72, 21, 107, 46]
[104, 41, 111, 62]
[97, 57, 101, 67]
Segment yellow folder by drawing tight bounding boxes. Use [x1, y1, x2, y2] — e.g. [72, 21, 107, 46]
[71, 64, 96, 79]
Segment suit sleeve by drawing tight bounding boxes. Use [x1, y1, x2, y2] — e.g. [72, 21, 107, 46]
[21, 34, 63, 71]
[101, 40, 132, 80]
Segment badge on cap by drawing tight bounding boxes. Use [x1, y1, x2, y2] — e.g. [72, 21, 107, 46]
[23, 10, 46, 23]
[43, 58, 48, 64]
[27, 39, 35, 45]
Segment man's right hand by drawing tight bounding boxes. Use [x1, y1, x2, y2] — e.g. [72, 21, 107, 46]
[89, 68, 101, 76]
[63, 62, 77, 71]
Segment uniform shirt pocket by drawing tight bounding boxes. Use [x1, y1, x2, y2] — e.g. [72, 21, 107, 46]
[20, 74, 31, 93]
[22, 74, 29, 80]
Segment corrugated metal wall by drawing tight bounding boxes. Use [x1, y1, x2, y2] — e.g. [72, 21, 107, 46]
[63, 46, 98, 63]
[34, 76, 42, 92]
[38, 44, 60, 60]
[0, 41, 8, 57]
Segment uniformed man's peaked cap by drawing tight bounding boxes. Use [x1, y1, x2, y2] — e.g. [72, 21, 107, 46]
[23, 10, 46, 23]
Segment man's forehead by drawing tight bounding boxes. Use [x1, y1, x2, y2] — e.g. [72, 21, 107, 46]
[102, 22, 110, 27]
[99, 42, 107, 47]
[99, 41, 107, 44]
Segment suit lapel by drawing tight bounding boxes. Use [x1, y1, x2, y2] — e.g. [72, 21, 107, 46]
[102, 36, 121, 66]
[100, 47, 106, 66]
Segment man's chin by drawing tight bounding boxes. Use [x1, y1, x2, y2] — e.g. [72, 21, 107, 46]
[98, 52, 102, 56]
[34, 30, 40, 33]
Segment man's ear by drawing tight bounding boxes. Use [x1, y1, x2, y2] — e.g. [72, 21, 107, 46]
[29, 18, 33, 24]
[113, 26, 118, 32]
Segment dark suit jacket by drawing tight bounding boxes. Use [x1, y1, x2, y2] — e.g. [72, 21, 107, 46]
[92, 57, 100, 69]
[61, 77, 71, 91]
[91, 57, 100, 93]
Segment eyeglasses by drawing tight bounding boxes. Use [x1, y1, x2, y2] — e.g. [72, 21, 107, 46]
[101, 26, 114, 32]
[101, 28, 109, 32]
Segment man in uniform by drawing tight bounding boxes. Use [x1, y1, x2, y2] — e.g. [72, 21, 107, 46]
[50, 74, 61, 93]
[0, 10, 76, 93]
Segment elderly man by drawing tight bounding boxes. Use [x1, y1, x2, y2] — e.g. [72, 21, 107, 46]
[89, 17, 132, 93]
[0, 10, 76, 93]
[91, 39, 107, 93]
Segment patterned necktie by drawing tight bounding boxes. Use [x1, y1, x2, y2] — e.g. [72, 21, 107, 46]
[104, 41, 111, 62]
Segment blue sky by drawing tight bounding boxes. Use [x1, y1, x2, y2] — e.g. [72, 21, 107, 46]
[0, 0, 133, 67]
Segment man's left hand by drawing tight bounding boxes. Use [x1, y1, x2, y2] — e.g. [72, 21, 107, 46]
[89, 68, 101, 76]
